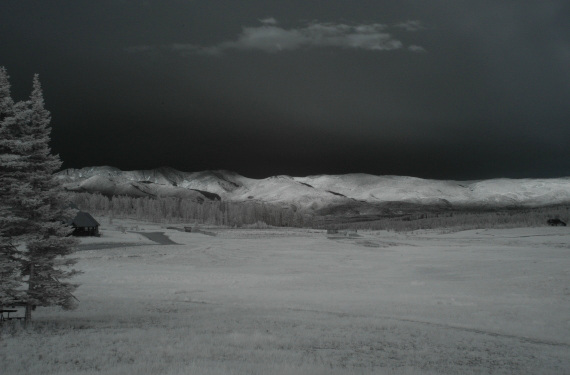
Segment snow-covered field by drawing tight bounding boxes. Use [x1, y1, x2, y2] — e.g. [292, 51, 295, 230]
[2, 218, 569, 374]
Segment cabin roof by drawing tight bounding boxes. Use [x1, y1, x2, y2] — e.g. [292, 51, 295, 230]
[71, 211, 100, 227]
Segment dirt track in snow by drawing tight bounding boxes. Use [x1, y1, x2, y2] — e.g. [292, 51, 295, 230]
[132, 231, 179, 245]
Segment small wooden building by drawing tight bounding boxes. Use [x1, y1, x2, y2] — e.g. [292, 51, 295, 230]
[69, 211, 100, 236]
[547, 218, 567, 227]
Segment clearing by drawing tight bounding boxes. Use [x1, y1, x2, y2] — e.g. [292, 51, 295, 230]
[1, 218, 569, 374]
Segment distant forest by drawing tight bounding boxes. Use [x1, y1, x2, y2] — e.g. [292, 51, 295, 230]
[333, 205, 570, 232]
[70, 192, 311, 228]
[70, 192, 569, 232]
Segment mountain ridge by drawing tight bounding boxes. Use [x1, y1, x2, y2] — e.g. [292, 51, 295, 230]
[56, 166, 570, 210]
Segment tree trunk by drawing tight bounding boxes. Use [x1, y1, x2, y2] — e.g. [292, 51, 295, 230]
[25, 263, 33, 325]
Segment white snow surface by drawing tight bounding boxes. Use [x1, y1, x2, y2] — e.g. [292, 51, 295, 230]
[2, 218, 569, 374]
[230, 175, 346, 207]
[56, 166, 570, 207]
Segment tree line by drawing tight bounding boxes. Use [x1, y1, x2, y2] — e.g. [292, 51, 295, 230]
[0, 67, 79, 324]
[328, 205, 570, 233]
[70, 189, 570, 234]
[70, 192, 314, 228]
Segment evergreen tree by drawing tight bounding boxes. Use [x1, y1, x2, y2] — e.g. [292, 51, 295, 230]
[18, 75, 80, 322]
[0, 70, 79, 321]
[0, 67, 14, 120]
[0, 66, 24, 307]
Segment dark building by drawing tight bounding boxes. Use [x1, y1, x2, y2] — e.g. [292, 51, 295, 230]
[547, 219, 567, 227]
[69, 211, 100, 236]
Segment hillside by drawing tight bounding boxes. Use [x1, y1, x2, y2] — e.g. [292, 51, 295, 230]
[57, 166, 570, 210]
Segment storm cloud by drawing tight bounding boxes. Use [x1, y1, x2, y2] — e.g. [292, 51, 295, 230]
[1, 1, 569, 179]
[131, 19, 421, 55]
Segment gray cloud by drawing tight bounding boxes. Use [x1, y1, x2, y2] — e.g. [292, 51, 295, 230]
[396, 20, 424, 31]
[408, 45, 426, 53]
[128, 19, 423, 55]
[259, 17, 278, 25]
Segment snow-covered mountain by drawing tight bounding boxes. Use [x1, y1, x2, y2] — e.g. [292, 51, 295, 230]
[56, 166, 570, 210]
[294, 174, 570, 207]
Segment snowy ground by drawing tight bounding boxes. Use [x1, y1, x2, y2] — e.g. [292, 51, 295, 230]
[2, 218, 569, 374]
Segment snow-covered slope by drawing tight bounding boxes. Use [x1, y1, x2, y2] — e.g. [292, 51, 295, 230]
[229, 175, 347, 209]
[56, 167, 570, 209]
[467, 178, 570, 206]
[59, 171, 218, 202]
[58, 167, 246, 195]
[294, 174, 468, 204]
[295, 174, 570, 207]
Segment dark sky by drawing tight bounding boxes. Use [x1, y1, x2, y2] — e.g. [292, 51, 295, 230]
[2, 1, 569, 179]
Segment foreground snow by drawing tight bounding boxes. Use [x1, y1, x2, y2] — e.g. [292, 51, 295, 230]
[2, 219, 569, 374]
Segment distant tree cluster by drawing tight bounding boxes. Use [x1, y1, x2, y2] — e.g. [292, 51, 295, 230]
[70, 192, 313, 228]
[70, 188, 570, 233]
[329, 206, 570, 233]
[0, 67, 79, 324]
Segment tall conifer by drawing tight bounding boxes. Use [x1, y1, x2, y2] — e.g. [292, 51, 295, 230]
[0, 66, 24, 307]
[18, 75, 80, 322]
[0, 69, 79, 321]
